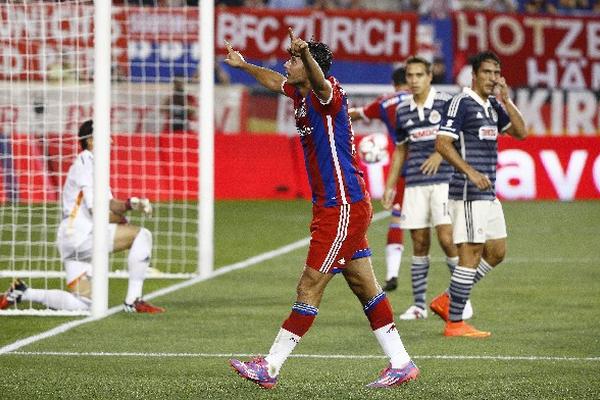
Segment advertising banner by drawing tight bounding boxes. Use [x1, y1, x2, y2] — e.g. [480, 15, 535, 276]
[452, 11, 600, 90]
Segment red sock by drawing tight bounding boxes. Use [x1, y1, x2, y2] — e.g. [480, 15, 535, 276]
[364, 294, 394, 330]
[387, 226, 404, 246]
[282, 302, 318, 337]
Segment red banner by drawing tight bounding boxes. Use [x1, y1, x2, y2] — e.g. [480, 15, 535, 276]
[215, 8, 417, 62]
[452, 11, 600, 90]
[497, 136, 600, 200]
[1, 133, 598, 204]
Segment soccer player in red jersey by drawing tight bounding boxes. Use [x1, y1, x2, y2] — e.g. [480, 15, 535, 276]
[349, 67, 410, 292]
[225, 29, 419, 389]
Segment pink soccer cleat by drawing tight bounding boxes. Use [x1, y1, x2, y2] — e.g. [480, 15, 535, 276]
[367, 360, 420, 388]
[229, 357, 278, 389]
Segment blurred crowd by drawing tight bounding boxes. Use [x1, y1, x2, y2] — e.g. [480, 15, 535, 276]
[107, 0, 600, 15]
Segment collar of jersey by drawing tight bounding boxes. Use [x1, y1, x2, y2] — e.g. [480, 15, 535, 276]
[462, 87, 491, 109]
[409, 87, 437, 111]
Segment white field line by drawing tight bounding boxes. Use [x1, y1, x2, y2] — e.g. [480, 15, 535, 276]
[6, 351, 600, 362]
[0, 211, 389, 356]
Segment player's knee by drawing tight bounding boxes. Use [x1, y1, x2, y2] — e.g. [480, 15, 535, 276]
[130, 227, 152, 261]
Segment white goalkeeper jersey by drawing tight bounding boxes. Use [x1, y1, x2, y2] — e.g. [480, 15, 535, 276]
[60, 149, 113, 245]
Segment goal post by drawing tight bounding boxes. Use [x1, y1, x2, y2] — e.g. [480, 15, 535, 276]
[0, 1, 205, 316]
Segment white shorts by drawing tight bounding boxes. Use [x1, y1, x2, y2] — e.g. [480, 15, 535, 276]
[400, 183, 452, 230]
[449, 198, 507, 244]
[56, 221, 117, 262]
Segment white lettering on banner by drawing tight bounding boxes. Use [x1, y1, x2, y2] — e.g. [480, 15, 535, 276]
[593, 155, 600, 193]
[283, 15, 314, 50]
[567, 92, 597, 135]
[540, 149, 587, 200]
[217, 12, 239, 47]
[514, 88, 599, 136]
[159, 42, 184, 61]
[555, 19, 584, 58]
[551, 90, 564, 135]
[128, 41, 153, 60]
[489, 15, 524, 56]
[496, 149, 536, 199]
[523, 17, 552, 56]
[589, 22, 600, 58]
[456, 13, 487, 51]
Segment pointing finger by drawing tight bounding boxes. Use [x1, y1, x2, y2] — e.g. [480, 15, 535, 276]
[225, 40, 233, 52]
[288, 27, 295, 42]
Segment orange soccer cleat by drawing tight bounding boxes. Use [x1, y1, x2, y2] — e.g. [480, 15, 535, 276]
[123, 298, 165, 314]
[429, 291, 450, 321]
[444, 321, 491, 338]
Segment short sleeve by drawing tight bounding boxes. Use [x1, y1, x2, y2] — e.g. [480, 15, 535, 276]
[492, 98, 512, 132]
[361, 98, 384, 121]
[438, 95, 465, 140]
[311, 77, 342, 114]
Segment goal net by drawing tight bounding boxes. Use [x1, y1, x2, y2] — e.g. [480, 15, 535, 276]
[0, 2, 200, 315]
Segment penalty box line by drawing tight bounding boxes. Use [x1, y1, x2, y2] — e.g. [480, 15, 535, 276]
[6, 351, 600, 362]
[0, 211, 389, 356]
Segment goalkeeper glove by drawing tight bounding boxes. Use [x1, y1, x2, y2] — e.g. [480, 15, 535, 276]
[126, 197, 152, 217]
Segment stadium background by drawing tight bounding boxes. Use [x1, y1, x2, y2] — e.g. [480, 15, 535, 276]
[0, 2, 599, 399]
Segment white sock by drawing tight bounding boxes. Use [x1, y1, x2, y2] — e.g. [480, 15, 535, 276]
[446, 256, 458, 275]
[373, 322, 411, 368]
[125, 228, 152, 304]
[264, 328, 301, 377]
[22, 288, 90, 311]
[385, 244, 404, 280]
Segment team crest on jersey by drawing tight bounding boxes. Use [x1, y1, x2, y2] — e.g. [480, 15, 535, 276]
[429, 110, 441, 124]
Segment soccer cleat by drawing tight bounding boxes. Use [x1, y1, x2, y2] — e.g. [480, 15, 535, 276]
[123, 298, 165, 314]
[230, 357, 278, 389]
[399, 305, 428, 320]
[444, 321, 491, 338]
[429, 292, 473, 321]
[0, 279, 28, 309]
[366, 360, 420, 388]
[463, 299, 474, 320]
[382, 277, 398, 292]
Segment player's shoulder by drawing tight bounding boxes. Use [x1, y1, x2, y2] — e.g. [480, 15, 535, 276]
[444, 91, 471, 117]
[434, 91, 453, 102]
[396, 94, 413, 111]
[76, 150, 94, 167]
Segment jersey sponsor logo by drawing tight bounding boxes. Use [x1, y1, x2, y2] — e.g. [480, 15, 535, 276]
[429, 109, 441, 124]
[409, 126, 439, 142]
[479, 125, 499, 140]
[445, 119, 454, 127]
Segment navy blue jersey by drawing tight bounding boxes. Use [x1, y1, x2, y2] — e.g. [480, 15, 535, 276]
[395, 88, 454, 187]
[438, 87, 511, 201]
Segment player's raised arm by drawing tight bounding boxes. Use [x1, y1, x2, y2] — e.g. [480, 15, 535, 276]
[288, 28, 331, 103]
[495, 77, 527, 140]
[223, 41, 285, 94]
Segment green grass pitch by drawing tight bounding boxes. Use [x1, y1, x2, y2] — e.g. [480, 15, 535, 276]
[0, 200, 599, 399]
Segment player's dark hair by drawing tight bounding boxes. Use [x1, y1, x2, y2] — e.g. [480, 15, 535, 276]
[391, 66, 406, 85]
[470, 51, 501, 73]
[406, 55, 432, 74]
[78, 119, 93, 150]
[308, 41, 333, 76]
